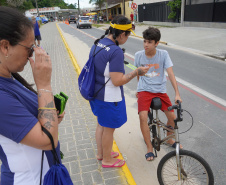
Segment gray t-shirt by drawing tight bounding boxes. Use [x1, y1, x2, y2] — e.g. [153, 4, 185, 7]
[134, 49, 173, 93]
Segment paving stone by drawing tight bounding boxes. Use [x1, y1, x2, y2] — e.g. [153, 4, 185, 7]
[70, 161, 80, 174]
[82, 173, 93, 185]
[81, 164, 100, 173]
[92, 171, 104, 184]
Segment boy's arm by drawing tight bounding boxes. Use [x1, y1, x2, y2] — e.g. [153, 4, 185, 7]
[166, 67, 182, 103]
[38, 21, 40, 28]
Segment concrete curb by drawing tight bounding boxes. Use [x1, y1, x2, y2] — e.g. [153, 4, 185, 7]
[56, 23, 137, 185]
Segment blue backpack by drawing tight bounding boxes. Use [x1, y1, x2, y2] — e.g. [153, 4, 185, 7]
[78, 43, 114, 100]
[40, 127, 73, 185]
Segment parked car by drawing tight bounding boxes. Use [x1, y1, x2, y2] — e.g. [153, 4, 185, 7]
[36, 16, 48, 24]
[41, 16, 48, 24]
[68, 15, 76, 24]
[77, 16, 92, 29]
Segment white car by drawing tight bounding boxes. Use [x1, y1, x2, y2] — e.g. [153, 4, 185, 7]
[77, 16, 92, 29]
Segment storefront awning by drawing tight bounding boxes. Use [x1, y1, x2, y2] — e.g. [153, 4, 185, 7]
[94, 3, 120, 11]
[86, 12, 97, 15]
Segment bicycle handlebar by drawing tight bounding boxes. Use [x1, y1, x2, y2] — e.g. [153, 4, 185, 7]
[168, 100, 181, 111]
[168, 100, 183, 122]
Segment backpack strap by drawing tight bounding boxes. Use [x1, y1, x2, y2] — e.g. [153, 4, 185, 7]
[93, 43, 115, 57]
[93, 78, 110, 98]
[91, 43, 116, 98]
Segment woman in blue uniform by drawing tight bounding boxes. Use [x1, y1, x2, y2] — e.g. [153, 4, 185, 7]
[89, 15, 150, 168]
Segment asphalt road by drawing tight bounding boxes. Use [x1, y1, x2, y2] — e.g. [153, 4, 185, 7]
[62, 23, 226, 184]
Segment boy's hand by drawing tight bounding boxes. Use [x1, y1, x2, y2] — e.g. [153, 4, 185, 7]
[175, 95, 182, 104]
[135, 92, 138, 98]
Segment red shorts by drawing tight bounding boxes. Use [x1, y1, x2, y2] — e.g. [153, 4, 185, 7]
[137, 91, 173, 113]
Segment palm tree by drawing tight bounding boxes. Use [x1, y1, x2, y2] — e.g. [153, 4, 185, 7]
[89, 0, 105, 13]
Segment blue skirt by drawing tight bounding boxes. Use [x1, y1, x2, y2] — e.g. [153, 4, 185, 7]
[89, 98, 127, 128]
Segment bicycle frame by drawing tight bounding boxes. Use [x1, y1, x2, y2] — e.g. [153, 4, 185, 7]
[149, 101, 183, 180]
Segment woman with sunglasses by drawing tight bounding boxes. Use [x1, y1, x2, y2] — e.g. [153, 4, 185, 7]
[0, 7, 63, 184]
[88, 15, 150, 168]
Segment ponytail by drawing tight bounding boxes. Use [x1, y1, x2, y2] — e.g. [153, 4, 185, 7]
[12, 73, 37, 95]
[94, 27, 110, 45]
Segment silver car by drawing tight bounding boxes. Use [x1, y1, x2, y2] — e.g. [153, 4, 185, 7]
[77, 16, 92, 29]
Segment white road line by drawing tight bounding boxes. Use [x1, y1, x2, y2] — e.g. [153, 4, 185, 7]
[199, 121, 223, 139]
[124, 52, 226, 107]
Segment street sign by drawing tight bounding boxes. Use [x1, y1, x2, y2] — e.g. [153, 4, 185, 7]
[131, 3, 137, 10]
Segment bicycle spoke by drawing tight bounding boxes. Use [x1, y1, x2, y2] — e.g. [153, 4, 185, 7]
[160, 154, 210, 185]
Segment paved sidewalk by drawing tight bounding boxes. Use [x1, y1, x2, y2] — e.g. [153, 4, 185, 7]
[97, 23, 226, 60]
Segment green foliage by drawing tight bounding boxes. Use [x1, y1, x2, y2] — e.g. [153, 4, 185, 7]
[89, 0, 105, 11]
[67, 3, 76, 9]
[167, 0, 181, 20]
[1, 0, 77, 11]
[0, 0, 7, 6]
[20, 0, 34, 11]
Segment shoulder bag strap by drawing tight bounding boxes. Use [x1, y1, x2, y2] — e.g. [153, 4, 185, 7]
[40, 127, 60, 185]
[40, 151, 44, 185]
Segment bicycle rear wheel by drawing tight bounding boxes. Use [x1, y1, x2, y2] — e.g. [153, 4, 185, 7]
[157, 150, 214, 185]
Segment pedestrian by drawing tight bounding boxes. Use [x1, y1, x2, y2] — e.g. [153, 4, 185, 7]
[94, 14, 97, 24]
[31, 15, 41, 47]
[89, 15, 149, 168]
[0, 7, 64, 184]
[99, 15, 102, 23]
[134, 27, 182, 161]
[130, 12, 134, 22]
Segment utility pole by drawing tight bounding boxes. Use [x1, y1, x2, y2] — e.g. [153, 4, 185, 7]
[35, 0, 39, 16]
[123, 0, 125, 16]
[106, 0, 108, 21]
[181, 0, 185, 26]
[78, 0, 80, 16]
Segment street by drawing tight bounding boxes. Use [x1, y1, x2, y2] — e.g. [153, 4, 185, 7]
[59, 22, 226, 184]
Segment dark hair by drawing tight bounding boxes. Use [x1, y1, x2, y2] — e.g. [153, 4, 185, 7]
[94, 15, 131, 46]
[142, 27, 161, 43]
[0, 6, 37, 94]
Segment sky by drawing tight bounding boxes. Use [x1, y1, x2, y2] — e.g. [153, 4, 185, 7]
[65, 0, 93, 8]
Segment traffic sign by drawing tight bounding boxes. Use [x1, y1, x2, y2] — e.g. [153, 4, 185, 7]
[131, 3, 137, 10]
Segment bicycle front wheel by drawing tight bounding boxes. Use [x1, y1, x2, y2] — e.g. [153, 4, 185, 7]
[157, 150, 214, 185]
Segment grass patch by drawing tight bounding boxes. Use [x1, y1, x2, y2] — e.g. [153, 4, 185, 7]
[92, 24, 105, 28]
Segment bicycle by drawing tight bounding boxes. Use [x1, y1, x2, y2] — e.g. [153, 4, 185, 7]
[148, 98, 214, 185]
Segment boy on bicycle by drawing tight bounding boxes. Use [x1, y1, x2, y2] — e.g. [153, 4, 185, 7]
[134, 27, 182, 161]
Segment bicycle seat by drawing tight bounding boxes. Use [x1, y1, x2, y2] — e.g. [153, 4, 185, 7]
[150, 97, 162, 110]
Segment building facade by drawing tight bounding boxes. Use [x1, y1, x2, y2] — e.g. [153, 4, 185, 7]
[26, 7, 78, 21]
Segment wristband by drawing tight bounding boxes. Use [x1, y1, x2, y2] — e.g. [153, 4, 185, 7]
[37, 89, 52, 93]
[38, 107, 57, 110]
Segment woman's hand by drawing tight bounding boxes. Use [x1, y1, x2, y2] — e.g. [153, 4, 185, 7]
[57, 111, 65, 124]
[137, 66, 150, 76]
[28, 47, 52, 89]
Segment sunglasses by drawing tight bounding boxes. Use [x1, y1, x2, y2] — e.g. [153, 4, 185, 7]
[18, 43, 35, 57]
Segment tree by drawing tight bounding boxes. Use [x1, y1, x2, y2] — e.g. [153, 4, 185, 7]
[7, 0, 26, 7]
[89, 0, 105, 13]
[0, 0, 7, 6]
[167, 0, 181, 22]
[68, 3, 76, 9]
